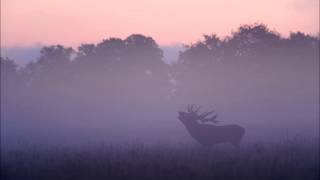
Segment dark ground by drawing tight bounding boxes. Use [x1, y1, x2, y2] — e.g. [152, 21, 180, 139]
[1, 138, 319, 180]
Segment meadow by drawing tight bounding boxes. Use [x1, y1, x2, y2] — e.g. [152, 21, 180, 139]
[1, 138, 318, 180]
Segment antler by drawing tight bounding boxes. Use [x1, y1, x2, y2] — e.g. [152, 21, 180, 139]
[186, 104, 201, 114]
[200, 113, 219, 124]
[186, 105, 219, 124]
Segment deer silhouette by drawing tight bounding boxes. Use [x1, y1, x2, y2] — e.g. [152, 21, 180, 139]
[178, 105, 245, 148]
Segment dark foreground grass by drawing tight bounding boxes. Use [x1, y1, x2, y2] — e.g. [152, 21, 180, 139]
[1, 139, 319, 180]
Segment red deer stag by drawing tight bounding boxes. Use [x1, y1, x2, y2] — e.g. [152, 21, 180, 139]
[178, 105, 245, 148]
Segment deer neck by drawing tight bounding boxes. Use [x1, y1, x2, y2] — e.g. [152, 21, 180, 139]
[184, 121, 203, 133]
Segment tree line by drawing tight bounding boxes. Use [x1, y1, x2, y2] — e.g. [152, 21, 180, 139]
[1, 23, 319, 116]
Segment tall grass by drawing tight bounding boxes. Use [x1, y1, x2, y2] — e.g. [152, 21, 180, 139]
[1, 138, 319, 180]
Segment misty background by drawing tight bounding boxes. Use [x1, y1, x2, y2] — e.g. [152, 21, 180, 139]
[1, 24, 319, 150]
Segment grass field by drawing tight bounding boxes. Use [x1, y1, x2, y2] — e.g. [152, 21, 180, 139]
[1, 138, 319, 180]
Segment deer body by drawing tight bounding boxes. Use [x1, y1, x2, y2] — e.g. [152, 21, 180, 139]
[184, 121, 245, 147]
[178, 106, 245, 148]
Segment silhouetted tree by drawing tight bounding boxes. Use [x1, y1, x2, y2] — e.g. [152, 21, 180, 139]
[1, 57, 23, 97]
[173, 23, 319, 102]
[1, 57, 20, 85]
[77, 43, 96, 57]
[1, 57, 25, 123]
[23, 45, 74, 88]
